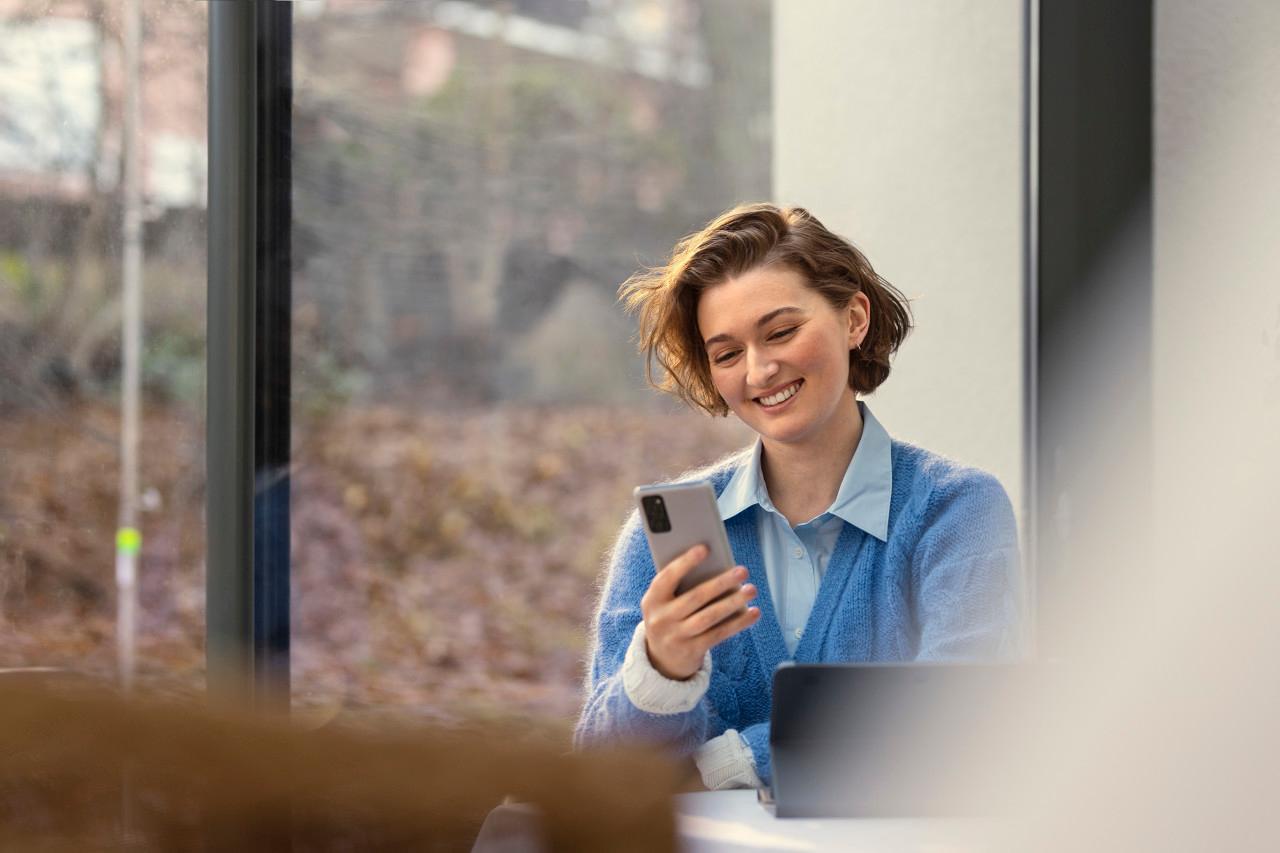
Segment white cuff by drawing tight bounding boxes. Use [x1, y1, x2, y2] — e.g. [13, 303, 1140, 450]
[694, 730, 764, 790]
[621, 621, 711, 714]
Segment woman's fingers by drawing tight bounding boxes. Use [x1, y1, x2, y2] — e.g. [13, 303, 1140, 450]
[646, 543, 710, 605]
[683, 583, 757, 636]
[695, 604, 762, 649]
[669, 565, 748, 620]
[641, 548, 759, 680]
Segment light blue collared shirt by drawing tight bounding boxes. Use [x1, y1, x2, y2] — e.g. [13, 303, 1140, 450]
[715, 401, 893, 655]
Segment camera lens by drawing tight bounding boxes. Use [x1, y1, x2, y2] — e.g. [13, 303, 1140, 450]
[642, 495, 671, 533]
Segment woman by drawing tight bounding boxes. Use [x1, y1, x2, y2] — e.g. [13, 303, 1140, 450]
[574, 204, 1023, 790]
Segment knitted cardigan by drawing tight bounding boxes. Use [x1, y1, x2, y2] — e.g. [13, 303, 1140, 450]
[573, 439, 1023, 787]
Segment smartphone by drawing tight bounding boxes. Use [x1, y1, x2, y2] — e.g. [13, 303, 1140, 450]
[634, 481, 736, 597]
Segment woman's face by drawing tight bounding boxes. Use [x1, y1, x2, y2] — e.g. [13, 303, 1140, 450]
[697, 265, 869, 450]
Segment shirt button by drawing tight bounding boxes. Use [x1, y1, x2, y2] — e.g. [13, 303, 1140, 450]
[792, 547, 804, 559]
[794, 628, 803, 639]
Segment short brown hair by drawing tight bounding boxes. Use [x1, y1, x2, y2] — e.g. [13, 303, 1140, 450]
[619, 203, 913, 417]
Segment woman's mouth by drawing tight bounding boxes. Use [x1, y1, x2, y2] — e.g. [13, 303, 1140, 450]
[755, 379, 803, 410]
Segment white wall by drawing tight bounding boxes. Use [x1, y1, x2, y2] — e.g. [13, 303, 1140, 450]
[773, 0, 1026, 522]
[1153, 0, 1280, 558]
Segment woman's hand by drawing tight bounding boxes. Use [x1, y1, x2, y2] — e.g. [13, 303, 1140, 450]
[640, 544, 761, 680]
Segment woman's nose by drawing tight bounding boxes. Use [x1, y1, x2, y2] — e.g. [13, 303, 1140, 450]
[746, 348, 779, 388]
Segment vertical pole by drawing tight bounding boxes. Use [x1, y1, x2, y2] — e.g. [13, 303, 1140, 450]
[116, 0, 144, 840]
[207, 0, 257, 704]
[116, 0, 142, 694]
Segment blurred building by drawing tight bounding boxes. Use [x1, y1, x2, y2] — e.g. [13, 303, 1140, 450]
[287, 0, 768, 402]
[0, 0, 206, 215]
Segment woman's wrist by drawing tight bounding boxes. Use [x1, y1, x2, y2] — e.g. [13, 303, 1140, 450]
[644, 637, 699, 681]
[621, 622, 711, 714]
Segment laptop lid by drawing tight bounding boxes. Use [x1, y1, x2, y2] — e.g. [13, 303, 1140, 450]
[769, 662, 1033, 818]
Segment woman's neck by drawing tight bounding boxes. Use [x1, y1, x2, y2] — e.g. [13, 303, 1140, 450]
[760, 393, 864, 527]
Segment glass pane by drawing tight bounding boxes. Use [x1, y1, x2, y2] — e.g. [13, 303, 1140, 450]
[291, 0, 770, 729]
[0, 1, 207, 696]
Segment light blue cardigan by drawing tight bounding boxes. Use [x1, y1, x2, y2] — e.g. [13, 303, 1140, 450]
[573, 439, 1023, 786]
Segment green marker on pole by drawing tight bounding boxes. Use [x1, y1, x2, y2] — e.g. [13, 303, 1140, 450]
[116, 527, 142, 556]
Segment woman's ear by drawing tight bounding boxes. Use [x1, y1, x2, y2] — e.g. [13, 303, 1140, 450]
[847, 291, 871, 350]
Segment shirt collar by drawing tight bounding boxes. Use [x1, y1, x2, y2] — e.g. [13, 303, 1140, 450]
[716, 400, 893, 542]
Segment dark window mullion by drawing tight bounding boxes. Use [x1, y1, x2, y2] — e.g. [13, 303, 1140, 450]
[252, 0, 293, 711]
[207, 0, 292, 707]
[1035, 0, 1153, 657]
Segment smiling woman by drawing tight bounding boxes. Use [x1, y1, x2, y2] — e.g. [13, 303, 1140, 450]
[621, 204, 912, 419]
[698, 267, 868, 477]
[574, 203, 1024, 791]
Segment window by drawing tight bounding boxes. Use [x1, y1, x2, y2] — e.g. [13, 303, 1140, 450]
[0, 0, 208, 695]
[289, 0, 771, 727]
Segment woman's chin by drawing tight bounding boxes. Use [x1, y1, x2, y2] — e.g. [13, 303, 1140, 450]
[733, 400, 825, 446]
[748, 417, 811, 447]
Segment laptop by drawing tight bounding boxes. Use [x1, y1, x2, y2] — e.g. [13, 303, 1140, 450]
[767, 662, 1034, 818]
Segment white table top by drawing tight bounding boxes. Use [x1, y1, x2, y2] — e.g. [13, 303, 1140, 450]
[674, 791, 1002, 853]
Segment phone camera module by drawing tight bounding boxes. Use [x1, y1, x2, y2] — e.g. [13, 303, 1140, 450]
[642, 495, 671, 533]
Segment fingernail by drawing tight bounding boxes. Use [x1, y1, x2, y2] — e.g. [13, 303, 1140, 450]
[734, 567, 748, 580]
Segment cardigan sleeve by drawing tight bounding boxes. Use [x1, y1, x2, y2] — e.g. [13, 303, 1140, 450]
[694, 729, 764, 789]
[573, 510, 716, 754]
[911, 470, 1025, 661]
[736, 721, 773, 788]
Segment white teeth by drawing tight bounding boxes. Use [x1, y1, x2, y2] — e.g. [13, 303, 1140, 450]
[759, 381, 800, 406]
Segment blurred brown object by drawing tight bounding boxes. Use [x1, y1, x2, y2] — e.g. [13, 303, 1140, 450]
[0, 676, 679, 851]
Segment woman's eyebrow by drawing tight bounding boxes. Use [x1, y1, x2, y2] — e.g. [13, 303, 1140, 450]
[703, 306, 804, 347]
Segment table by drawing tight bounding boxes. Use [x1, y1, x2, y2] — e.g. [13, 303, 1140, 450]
[675, 791, 1002, 852]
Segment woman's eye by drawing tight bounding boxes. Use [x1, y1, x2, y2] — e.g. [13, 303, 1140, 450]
[713, 350, 739, 365]
[768, 327, 797, 341]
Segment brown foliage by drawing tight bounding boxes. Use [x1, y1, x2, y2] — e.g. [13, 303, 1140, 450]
[0, 400, 749, 725]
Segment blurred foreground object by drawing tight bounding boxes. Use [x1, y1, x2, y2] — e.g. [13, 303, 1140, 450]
[0, 676, 678, 851]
